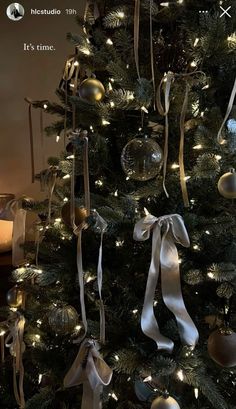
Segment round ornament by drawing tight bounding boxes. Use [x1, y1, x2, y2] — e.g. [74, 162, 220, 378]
[207, 328, 236, 367]
[61, 202, 87, 227]
[151, 396, 180, 409]
[121, 137, 163, 181]
[48, 305, 79, 334]
[6, 286, 24, 308]
[79, 78, 105, 102]
[217, 169, 236, 199]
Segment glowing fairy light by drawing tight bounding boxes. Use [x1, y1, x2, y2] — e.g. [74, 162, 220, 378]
[117, 11, 125, 18]
[74, 61, 79, 67]
[190, 61, 197, 67]
[177, 369, 184, 381]
[110, 101, 115, 108]
[171, 163, 180, 169]
[194, 388, 199, 399]
[141, 106, 149, 113]
[63, 197, 69, 202]
[143, 375, 152, 382]
[102, 119, 110, 126]
[63, 174, 70, 180]
[207, 272, 214, 279]
[194, 38, 199, 47]
[115, 355, 120, 361]
[56, 135, 60, 142]
[43, 104, 48, 109]
[215, 155, 222, 161]
[75, 325, 82, 331]
[193, 144, 202, 150]
[132, 309, 138, 315]
[106, 38, 113, 45]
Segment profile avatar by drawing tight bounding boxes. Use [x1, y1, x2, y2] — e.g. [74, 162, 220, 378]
[6, 3, 24, 21]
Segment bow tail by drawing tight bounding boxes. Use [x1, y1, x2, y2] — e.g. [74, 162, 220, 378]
[141, 227, 174, 352]
[161, 232, 199, 347]
[82, 382, 101, 409]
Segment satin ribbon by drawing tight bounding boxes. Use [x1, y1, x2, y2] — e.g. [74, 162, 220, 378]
[150, 0, 155, 101]
[64, 339, 113, 409]
[84, 0, 100, 26]
[134, 0, 141, 79]
[4, 314, 26, 409]
[133, 213, 199, 353]
[179, 83, 190, 208]
[5, 199, 26, 267]
[40, 108, 45, 168]
[46, 167, 58, 225]
[217, 75, 236, 144]
[156, 72, 175, 198]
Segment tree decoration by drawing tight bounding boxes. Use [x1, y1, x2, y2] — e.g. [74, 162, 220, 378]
[79, 78, 105, 102]
[207, 327, 236, 367]
[151, 396, 181, 409]
[217, 168, 236, 199]
[217, 76, 236, 144]
[6, 286, 24, 308]
[133, 213, 199, 352]
[61, 202, 88, 227]
[48, 305, 79, 334]
[121, 136, 163, 181]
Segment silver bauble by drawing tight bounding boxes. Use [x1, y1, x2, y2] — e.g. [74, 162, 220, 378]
[151, 396, 181, 409]
[48, 305, 79, 334]
[218, 169, 236, 199]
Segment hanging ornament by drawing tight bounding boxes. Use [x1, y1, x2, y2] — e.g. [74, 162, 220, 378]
[217, 168, 236, 199]
[207, 327, 236, 367]
[151, 396, 180, 409]
[48, 305, 79, 334]
[121, 136, 163, 181]
[61, 202, 88, 227]
[79, 78, 105, 102]
[6, 286, 24, 308]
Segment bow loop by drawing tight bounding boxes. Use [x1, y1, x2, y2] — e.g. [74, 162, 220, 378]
[133, 214, 158, 241]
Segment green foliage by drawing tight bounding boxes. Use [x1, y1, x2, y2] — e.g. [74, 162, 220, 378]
[193, 153, 221, 178]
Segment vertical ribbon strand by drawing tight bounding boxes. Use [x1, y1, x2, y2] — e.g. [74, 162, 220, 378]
[179, 83, 190, 208]
[40, 108, 45, 168]
[28, 102, 35, 183]
[134, 0, 141, 79]
[150, 0, 155, 101]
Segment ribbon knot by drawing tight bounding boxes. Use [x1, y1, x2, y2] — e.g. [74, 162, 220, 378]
[134, 213, 199, 353]
[64, 339, 113, 409]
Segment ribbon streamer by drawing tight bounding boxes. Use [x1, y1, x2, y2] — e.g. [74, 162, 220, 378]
[179, 83, 190, 208]
[217, 75, 236, 144]
[25, 99, 35, 183]
[156, 72, 175, 198]
[150, 0, 155, 100]
[84, 0, 100, 26]
[133, 213, 199, 353]
[4, 314, 26, 409]
[134, 0, 141, 79]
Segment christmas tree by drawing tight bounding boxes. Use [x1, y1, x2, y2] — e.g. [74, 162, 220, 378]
[1, 1, 236, 408]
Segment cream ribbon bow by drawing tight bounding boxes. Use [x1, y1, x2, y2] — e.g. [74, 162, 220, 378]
[64, 339, 113, 409]
[133, 213, 199, 353]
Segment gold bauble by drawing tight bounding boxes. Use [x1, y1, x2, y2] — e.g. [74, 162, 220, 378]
[61, 202, 87, 227]
[79, 78, 105, 102]
[151, 397, 181, 409]
[151, 396, 180, 409]
[207, 328, 236, 367]
[48, 305, 79, 334]
[6, 286, 24, 308]
[217, 169, 236, 199]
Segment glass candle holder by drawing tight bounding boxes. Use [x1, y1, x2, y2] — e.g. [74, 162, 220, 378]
[0, 193, 15, 253]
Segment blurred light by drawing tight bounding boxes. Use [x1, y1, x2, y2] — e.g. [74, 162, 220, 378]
[178, 259, 182, 264]
[154, 300, 158, 306]
[35, 334, 41, 340]
[0, 330, 6, 336]
[114, 190, 118, 197]
[81, 48, 91, 55]
[102, 119, 110, 125]
[160, 2, 169, 6]
[63, 174, 70, 179]
[38, 374, 43, 384]
[207, 272, 214, 279]
[116, 240, 124, 247]
[132, 309, 138, 314]
[193, 144, 202, 150]
[75, 325, 82, 331]
[110, 101, 115, 108]
[56, 135, 60, 142]
[141, 106, 148, 113]
[115, 355, 120, 361]
[106, 38, 113, 45]
[117, 11, 125, 18]
[202, 84, 209, 90]
[194, 38, 199, 47]
[143, 375, 152, 382]
[177, 369, 184, 381]
[66, 155, 75, 159]
[55, 218, 62, 223]
[184, 176, 191, 181]
[63, 197, 69, 202]
[74, 61, 79, 67]
[43, 104, 48, 109]
[190, 61, 197, 67]
[171, 163, 180, 169]
[95, 179, 103, 187]
[193, 244, 200, 250]
[205, 230, 210, 235]
[215, 155, 222, 161]
[194, 388, 199, 399]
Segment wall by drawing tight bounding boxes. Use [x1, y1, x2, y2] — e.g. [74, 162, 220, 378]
[0, 0, 85, 199]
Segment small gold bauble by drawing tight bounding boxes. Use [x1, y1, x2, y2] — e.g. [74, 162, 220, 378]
[151, 397, 180, 409]
[79, 78, 105, 102]
[61, 202, 87, 227]
[6, 286, 24, 308]
[48, 305, 79, 334]
[217, 169, 236, 199]
[207, 328, 236, 367]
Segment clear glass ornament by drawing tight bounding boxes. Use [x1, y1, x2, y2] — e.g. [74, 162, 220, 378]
[121, 136, 163, 181]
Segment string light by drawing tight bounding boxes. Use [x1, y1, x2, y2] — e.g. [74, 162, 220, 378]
[160, 2, 169, 6]
[110, 101, 115, 108]
[55, 218, 61, 223]
[132, 309, 138, 314]
[205, 230, 210, 235]
[207, 272, 214, 279]
[177, 369, 184, 381]
[193, 244, 200, 250]
[190, 61, 197, 67]
[184, 176, 191, 181]
[202, 84, 209, 90]
[171, 163, 180, 169]
[102, 119, 111, 126]
[95, 179, 103, 187]
[63, 174, 70, 179]
[215, 155, 222, 161]
[0, 330, 6, 336]
[193, 144, 202, 150]
[81, 47, 91, 55]
[110, 78, 115, 83]
[154, 300, 158, 306]
[37, 319, 42, 326]
[106, 38, 113, 45]
[38, 374, 43, 384]
[178, 259, 182, 264]
[117, 11, 125, 18]
[56, 135, 60, 143]
[141, 106, 148, 113]
[115, 355, 120, 361]
[35, 334, 41, 340]
[114, 190, 118, 197]
[126, 176, 130, 180]
[43, 104, 48, 109]
[109, 392, 118, 401]
[66, 154, 75, 159]
[194, 388, 199, 399]
[200, 111, 205, 117]
[74, 61, 79, 67]
[116, 240, 124, 247]
[127, 92, 135, 101]
[143, 375, 152, 382]
[178, 0, 184, 3]
[108, 82, 113, 91]
[75, 325, 82, 331]
[63, 197, 69, 202]
[194, 38, 199, 47]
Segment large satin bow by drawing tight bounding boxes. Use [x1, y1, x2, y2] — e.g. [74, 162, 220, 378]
[133, 213, 199, 353]
[64, 339, 113, 409]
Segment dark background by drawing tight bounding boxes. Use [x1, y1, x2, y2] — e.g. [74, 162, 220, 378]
[0, 0, 85, 199]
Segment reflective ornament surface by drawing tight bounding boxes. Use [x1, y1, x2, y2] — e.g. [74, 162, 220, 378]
[48, 305, 79, 334]
[207, 328, 236, 367]
[79, 78, 105, 102]
[121, 137, 163, 181]
[151, 396, 180, 409]
[218, 169, 236, 199]
[61, 202, 87, 227]
[6, 286, 24, 308]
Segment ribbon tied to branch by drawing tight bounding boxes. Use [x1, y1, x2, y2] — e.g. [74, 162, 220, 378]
[133, 213, 199, 353]
[64, 339, 113, 409]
